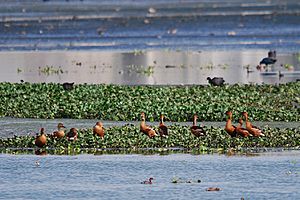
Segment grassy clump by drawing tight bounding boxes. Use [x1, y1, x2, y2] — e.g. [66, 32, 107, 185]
[0, 82, 299, 121]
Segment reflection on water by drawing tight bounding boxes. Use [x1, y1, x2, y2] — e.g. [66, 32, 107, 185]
[0, 50, 299, 85]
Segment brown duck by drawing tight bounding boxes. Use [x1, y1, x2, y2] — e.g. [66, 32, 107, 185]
[191, 114, 206, 137]
[140, 112, 157, 138]
[158, 114, 168, 138]
[52, 123, 66, 138]
[35, 128, 47, 148]
[224, 111, 237, 137]
[242, 112, 265, 137]
[67, 128, 78, 141]
[93, 121, 105, 139]
[236, 118, 251, 137]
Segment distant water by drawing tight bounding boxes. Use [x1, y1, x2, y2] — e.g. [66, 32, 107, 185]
[0, 0, 300, 84]
[0, 152, 300, 200]
[0, 0, 300, 51]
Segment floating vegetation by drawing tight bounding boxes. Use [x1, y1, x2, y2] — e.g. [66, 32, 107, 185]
[218, 63, 229, 69]
[126, 65, 154, 76]
[283, 64, 294, 70]
[38, 65, 64, 75]
[133, 49, 146, 56]
[0, 82, 299, 121]
[142, 66, 155, 76]
[0, 126, 299, 152]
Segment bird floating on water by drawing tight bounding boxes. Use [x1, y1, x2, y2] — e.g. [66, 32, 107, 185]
[206, 187, 221, 191]
[141, 177, 154, 184]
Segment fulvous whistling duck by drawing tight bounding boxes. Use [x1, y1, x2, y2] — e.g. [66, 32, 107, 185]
[93, 121, 105, 139]
[35, 128, 47, 148]
[242, 112, 265, 137]
[224, 111, 237, 137]
[52, 123, 66, 138]
[141, 177, 154, 184]
[140, 112, 157, 138]
[191, 114, 206, 137]
[67, 128, 78, 141]
[236, 118, 251, 137]
[207, 77, 225, 86]
[158, 114, 168, 138]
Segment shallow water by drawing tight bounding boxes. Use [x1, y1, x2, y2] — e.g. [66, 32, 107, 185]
[0, 117, 299, 138]
[0, 50, 300, 85]
[0, 151, 299, 200]
[1, 0, 300, 84]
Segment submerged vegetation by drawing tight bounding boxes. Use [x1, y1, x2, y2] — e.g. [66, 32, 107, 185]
[0, 125, 299, 153]
[0, 82, 299, 121]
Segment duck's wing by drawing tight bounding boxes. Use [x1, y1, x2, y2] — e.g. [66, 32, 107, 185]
[159, 125, 168, 135]
[191, 126, 205, 136]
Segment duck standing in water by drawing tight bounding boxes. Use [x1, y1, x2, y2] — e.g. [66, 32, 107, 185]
[93, 121, 105, 139]
[242, 112, 265, 137]
[35, 128, 47, 148]
[207, 77, 225, 86]
[158, 114, 168, 138]
[236, 118, 251, 137]
[66, 128, 78, 141]
[52, 123, 66, 138]
[224, 111, 237, 137]
[141, 177, 154, 184]
[140, 112, 157, 138]
[191, 114, 206, 137]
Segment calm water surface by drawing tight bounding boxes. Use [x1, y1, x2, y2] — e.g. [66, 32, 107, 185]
[0, 152, 299, 200]
[0, 50, 300, 85]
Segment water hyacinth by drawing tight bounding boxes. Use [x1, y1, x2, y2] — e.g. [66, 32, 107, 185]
[0, 82, 299, 121]
[0, 125, 299, 152]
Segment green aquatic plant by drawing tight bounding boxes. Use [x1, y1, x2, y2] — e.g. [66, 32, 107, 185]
[0, 82, 299, 121]
[0, 125, 299, 152]
[38, 66, 64, 75]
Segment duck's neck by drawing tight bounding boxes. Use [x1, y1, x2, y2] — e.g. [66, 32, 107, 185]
[193, 117, 197, 126]
[236, 122, 242, 129]
[58, 127, 65, 131]
[159, 117, 164, 125]
[226, 115, 232, 127]
[141, 118, 145, 127]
